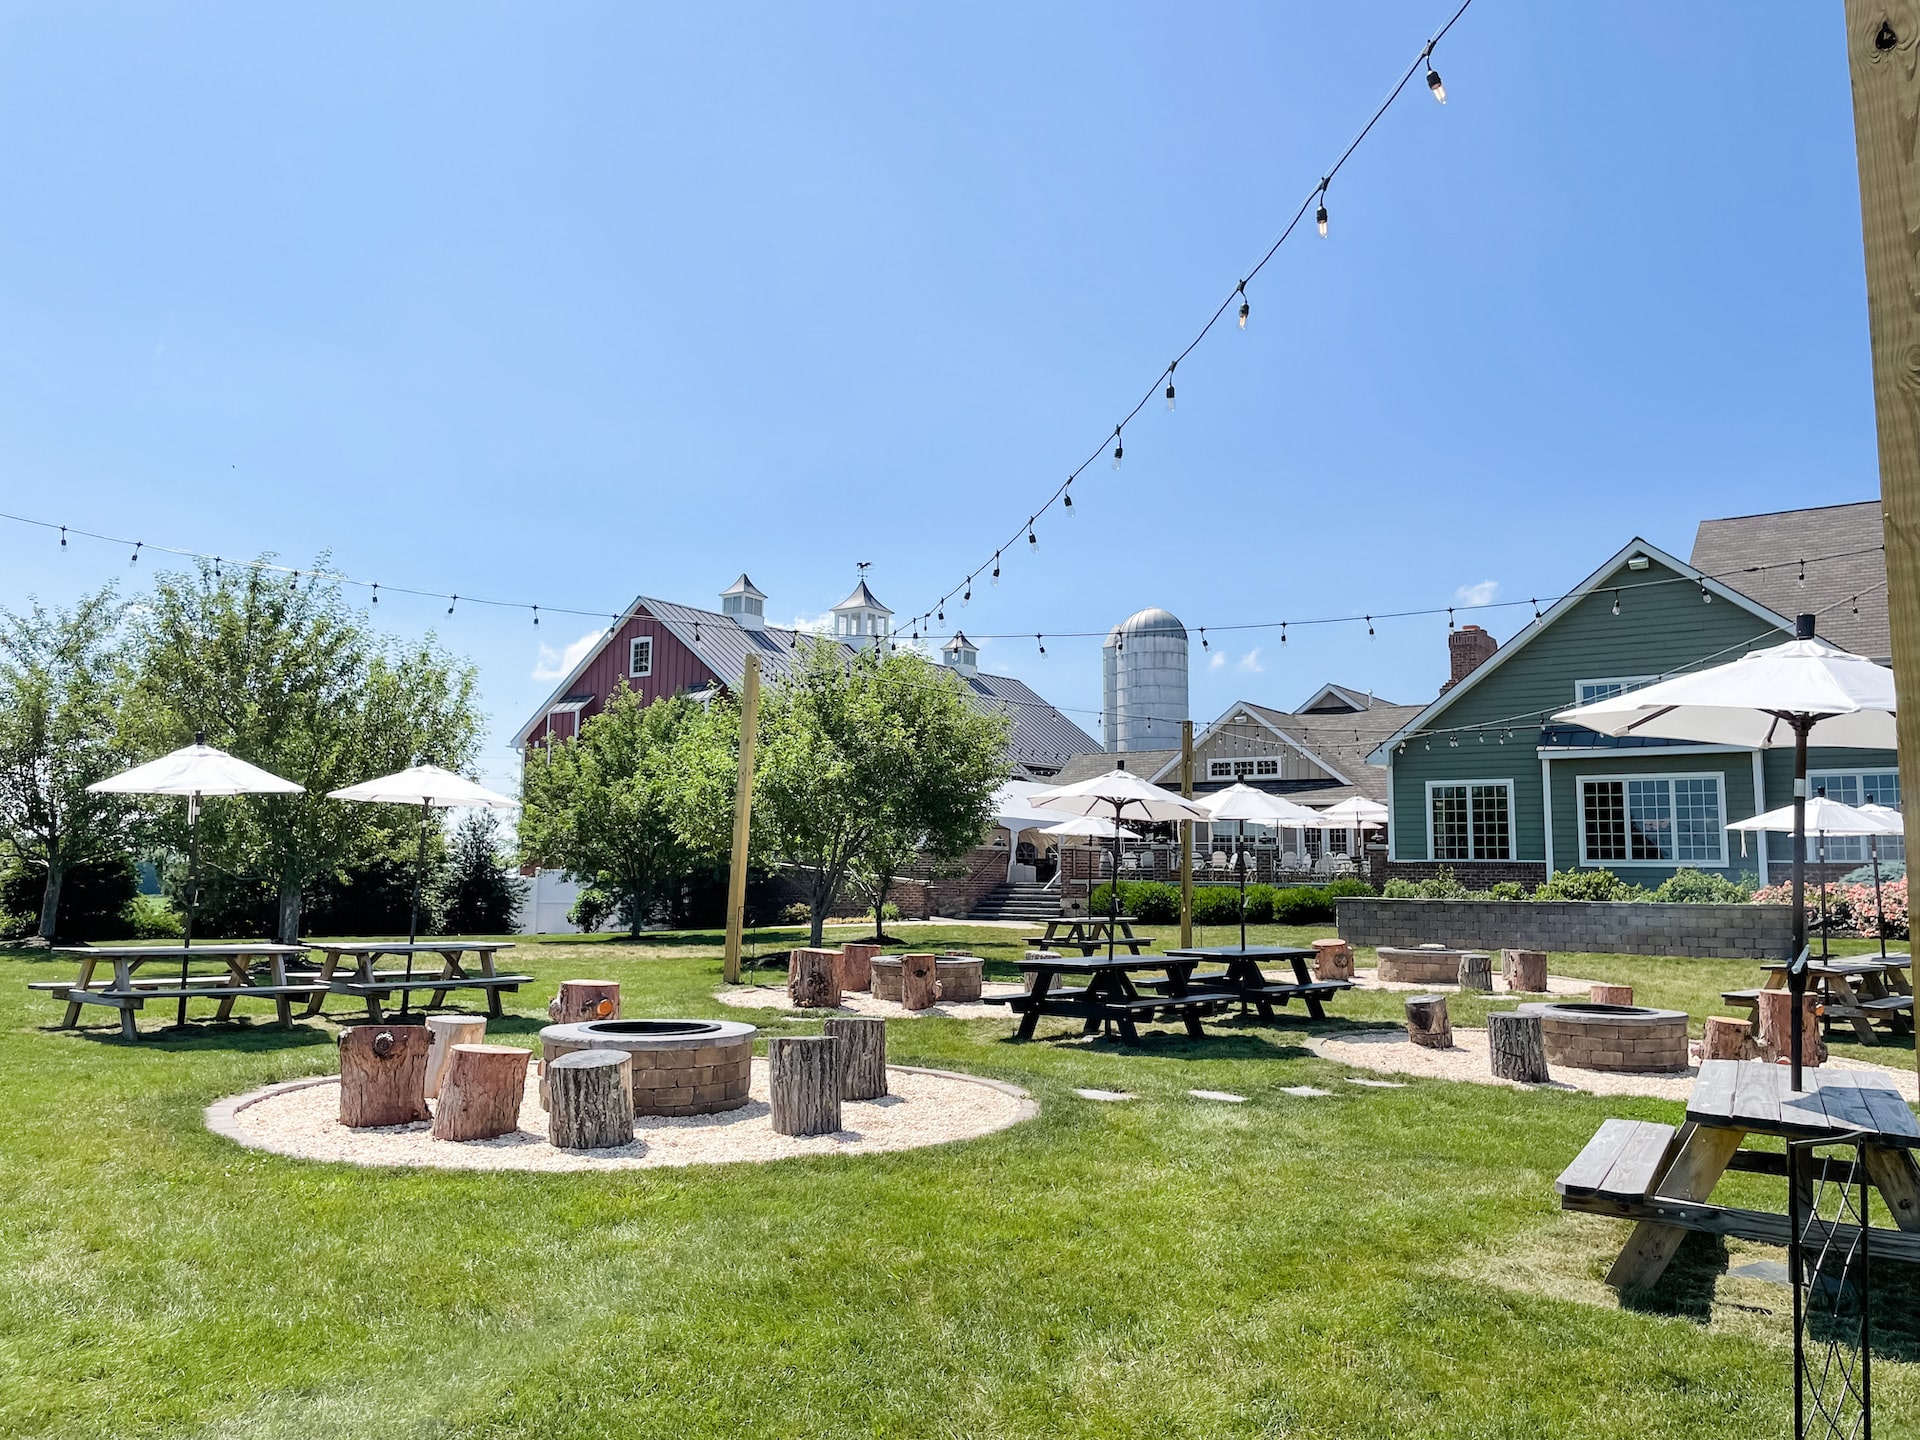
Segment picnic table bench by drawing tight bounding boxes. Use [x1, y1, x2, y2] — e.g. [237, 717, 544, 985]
[1023, 916, 1151, 956]
[988, 953, 1234, 1044]
[305, 941, 528, 1020]
[1718, 956, 1912, 1044]
[1163, 945, 1351, 1022]
[44, 944, 320, 1040]
[1556, 1059, 1920, 1288]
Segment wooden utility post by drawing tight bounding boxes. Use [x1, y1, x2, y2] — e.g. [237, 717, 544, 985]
[1844, 0, 1920, 1083]
[1180, 720, 1194, 947]
[722, 653, 762, 984]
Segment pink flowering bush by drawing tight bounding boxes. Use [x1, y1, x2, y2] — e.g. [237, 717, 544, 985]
[1751, 877, 1907, 938]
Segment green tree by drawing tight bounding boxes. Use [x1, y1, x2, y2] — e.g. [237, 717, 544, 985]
[437, 810, 525, 934]
[122, 560, 481, 943]
[0, 588, 141, 941]
[755, 642, 1009, 947]
[518, 687, 734, 936]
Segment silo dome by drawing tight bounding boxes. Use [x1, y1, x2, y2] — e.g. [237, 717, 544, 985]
[1102, 608, 1189, 753]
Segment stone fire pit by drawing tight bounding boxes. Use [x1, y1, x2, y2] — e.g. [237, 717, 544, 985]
[540, 1018, 755, 1116]
[1514, 1001, 1690, 1073]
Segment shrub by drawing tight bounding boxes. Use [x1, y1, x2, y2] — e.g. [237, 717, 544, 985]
[1487, 881, 1525, 900]
[1190, 886, 1244, 926]
[1242, 884, 1277, 925]
[128, 894, 185, 940]
[780, 902, 812, 927]
[1753, 876, 1908, 938]
[1088, 881, 1181, 923]
[1531, 868, 1649, 903]
[1382, 878, 1420, 899]
[1650, 868, 1756, 904]
[1270, 886, 1333, 924]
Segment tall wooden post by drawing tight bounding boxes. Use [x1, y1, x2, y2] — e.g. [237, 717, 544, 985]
[722, 653, 762, 984]
[1180, 719, 1195, 947]
[1844, 0, 1920, 1083]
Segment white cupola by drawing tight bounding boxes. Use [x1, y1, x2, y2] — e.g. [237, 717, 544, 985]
[830, 577, 892, 650]
[719, 573, 767, 631]
[942, 631, 978, 677]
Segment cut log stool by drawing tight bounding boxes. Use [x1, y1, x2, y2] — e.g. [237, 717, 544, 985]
[547, 1049, 635, 1149]
[1406, 994, 1453, 1050]
[339, 1024, 433, 1128]
[900, 953, 939, 1011]
[1702, 1014, 1757, 1062]
[432, 1043, 531, 1141]
[838, 943, 881, 993]
[1590, 984, 1634, 1007]
[1488, 1011, 1550, 1082]
[823, 1016, 888, 1100]
[425, 1014, 487, 1099]
[1457, 952, 1493, 992]
[787, 948, 843, 1009]
[768, 1035, 842, 1136]
[1501, 949, 1548, 993]
[1756, 989, 1826, 1067]
[1311, 938, 1355, 982]
[548, 979, 620, 1024]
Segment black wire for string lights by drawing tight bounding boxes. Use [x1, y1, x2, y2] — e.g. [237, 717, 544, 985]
[890, 0, 1479, 637]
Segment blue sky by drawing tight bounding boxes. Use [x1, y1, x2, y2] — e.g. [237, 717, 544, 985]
[0, 2, 1876, 787]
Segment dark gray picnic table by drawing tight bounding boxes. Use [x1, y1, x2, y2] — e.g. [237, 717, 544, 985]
[1023, 916, 1151, 956]
[1555, 1059, 1920, 1288]
[1162, 945, 1350, 1021]
[992, 953, 1235, 1043]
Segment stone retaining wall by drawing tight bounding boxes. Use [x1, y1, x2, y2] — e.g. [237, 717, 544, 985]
[1335, 898, 1794, 960]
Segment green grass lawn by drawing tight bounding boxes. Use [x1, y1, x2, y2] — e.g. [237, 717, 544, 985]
[1, 925, 1914, 1438]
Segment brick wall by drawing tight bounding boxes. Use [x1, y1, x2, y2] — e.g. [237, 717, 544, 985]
[1380, 860, 1548, 889]
[1335, 898, 1796, 960]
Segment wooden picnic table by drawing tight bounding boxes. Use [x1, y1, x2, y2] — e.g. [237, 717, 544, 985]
[304, 941, 529, 1021]
[1556, 1059, 1920, 1289]
[1719, 955, 1913, 1044]
[1024, 916, 1151, 956]
[990, 953, 1235, 1044]
[40, 944, 320, 1040]
[1163, 945, 1351, 1022]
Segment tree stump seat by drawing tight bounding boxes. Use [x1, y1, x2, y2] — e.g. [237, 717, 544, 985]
[1488, 1011, 1550, 1082]
[787, 949, 843, 1009]
[432, 1044, 530, 1142]
[425, 1015, 487, 1099]
[1405, 994, 1453, 1050]
[1501, 949, 1548, 994]
[823, 1016, 887, 1100]
[548, 979, 620, 1024]
[339, 1024, 433, 1128]
[547, 1049, 635, 1149]
[837, 944, 882, 993]
[768, 1035, 842, 1136]
[900, 953, 939, 1011]
[1457, 952, 1493, 992]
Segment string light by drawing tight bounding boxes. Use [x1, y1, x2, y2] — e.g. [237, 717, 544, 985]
[288, 569, 299, 593]
[992, 553, 1001, 585]
[448, 596, 458, 616]
[1200, 629, 1209, 651]
[1366, 615, 1374, 637]
[1165, 362, 1177, 412]
[1111, 428, 1124, 470]
[534, 605, 541, 627]
[1027, 520, 1037, 549]
[1281, 622, 1287, 645]
[1237, 280, 1250, 330]
[1063, 483, 1074, 517]
[1447, 607, 1455, 631]
[1799, 558, 1807, 582]
[1611, 591, 1620, 617]
[214, 558, 223, 581]
[1531, 598, 1542, 620]
[59, 526, 66, 549]
[129, 542, 141, 566]
[1424, 44, 1446, 102]
[1316, 180, 1330, 238]
[371, 582, 379, 606]
[1700, 582, 1712, 604]
[1036, 634, 1046, 656]
[962, 579, 972, 605]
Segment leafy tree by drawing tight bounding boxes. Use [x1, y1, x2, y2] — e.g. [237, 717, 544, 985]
[755, 642, 1010, 947]
[519, 687, 733, 936]
[0, 588, 141, 940]
[122, 560, 481, 942]
[437, 809, 525, 934]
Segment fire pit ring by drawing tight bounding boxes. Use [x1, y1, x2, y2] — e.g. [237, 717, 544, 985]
[1514, 1001, 1690, 1073]
[540, 1017, 756, 1116]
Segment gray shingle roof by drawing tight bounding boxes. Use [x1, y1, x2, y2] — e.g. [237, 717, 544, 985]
[1053, 750, 1179, 785]
[1239, 700, 1425, 802]
[1691, 500, 1888, 658]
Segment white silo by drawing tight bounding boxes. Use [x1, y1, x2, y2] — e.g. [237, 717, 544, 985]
[1102, 608, 1189, 752]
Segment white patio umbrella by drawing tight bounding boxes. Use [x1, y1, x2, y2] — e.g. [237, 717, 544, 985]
[1556, 615, 1897, 1089]
[328, 762, 518, 951]
[1030, 767, 1210, 960]
[88, 733, 304, 1024]
[1313, 796, 1390, 829]
[1196, 784, 1324, 949]
[1039, 814, 1128, 840]
[1729, 796, 1903, 959]
[1857, 803, 1906, 961]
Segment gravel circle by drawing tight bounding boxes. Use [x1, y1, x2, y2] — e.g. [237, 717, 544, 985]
[1311, 1027, 1920, 1103]
[714, 982, 1024, 1021]
[210, 1058, 1035, 1172]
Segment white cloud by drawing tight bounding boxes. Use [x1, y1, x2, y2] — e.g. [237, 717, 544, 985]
[1237, 648, 1263, 673]
[1208, 650, 1225, 670]
[787, 612, 833, 634]
[1454, 579, 1500, 607]
[532, 629, 602, 682]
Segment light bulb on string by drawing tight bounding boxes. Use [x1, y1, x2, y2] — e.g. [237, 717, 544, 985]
[992, 553, 1001, 585]
[59, 526, 66, 549]
[1165, 361, 1176, 411]
[1424, 49, 1446, 103]
[1611, 591, 1621, 617]
[1316, 180, 1330, 238]
[288, 570, 299, 593]
[1700, 582, 1712, 604]
[962, 579, 971, 605]
[214, 558, 223, 581]
[1366, 615, 1374, 638]
[1111, 428, 1123, 470]
[1447, 607, 1455, 631]
[130, 542, 141, 566]
[1200, 629, 1208, 651]
[1531, 599, 1542, 620]
[1036, 634, 1046, 657]
[1027, 520, 1037, 549]
[534, 605, 542, 628]
[370, 583, 379, 606]
[448, 596, 458, 616]
[1237, 280, 1249, 330]
[1799, 558, 1807, 582]
[1063, 481, 1074, 517]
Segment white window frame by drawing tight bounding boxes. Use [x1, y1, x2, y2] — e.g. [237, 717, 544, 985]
[1573, 675, 1658, 706]
[629, 636, 654, 678]
[1576, 771, 1727, 868]
[1806, 769, 1903, 864]
[1207, 759, 1234, 780]
[1424, 778, 1514, 862]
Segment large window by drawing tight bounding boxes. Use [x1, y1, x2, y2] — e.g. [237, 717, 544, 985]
[1808, 769, 1903, 863]
[629, 637, 653, 678]
[1580, 774, 1724, 866]
[1427, 781, 1512, 861]
[1207, 757, 1280, 780]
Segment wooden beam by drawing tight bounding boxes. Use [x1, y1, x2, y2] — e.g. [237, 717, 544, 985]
[1180, 719, 1194, 948]
[1843, 0, 1920, 1086]
[722, 652, 762, 984]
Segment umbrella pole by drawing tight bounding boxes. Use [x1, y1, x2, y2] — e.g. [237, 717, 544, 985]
[403, 799, 429, 1016]
[1109, 801, 1121, 966]
[178, 793, 200, 1028]
[1817, 828, 1830, 960]
[1872, 833, 1887, 960]
[1239, 819, 1248, 951]
[1788, 718, 1810, 1093]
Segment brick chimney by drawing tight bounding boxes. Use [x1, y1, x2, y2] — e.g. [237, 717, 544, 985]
[1440, 625, 1497, 693]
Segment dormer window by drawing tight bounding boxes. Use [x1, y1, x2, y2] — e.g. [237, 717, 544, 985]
[629, 637, 654, 678]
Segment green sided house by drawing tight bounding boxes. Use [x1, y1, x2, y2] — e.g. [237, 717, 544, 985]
[1366, 500, 1898, 887]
